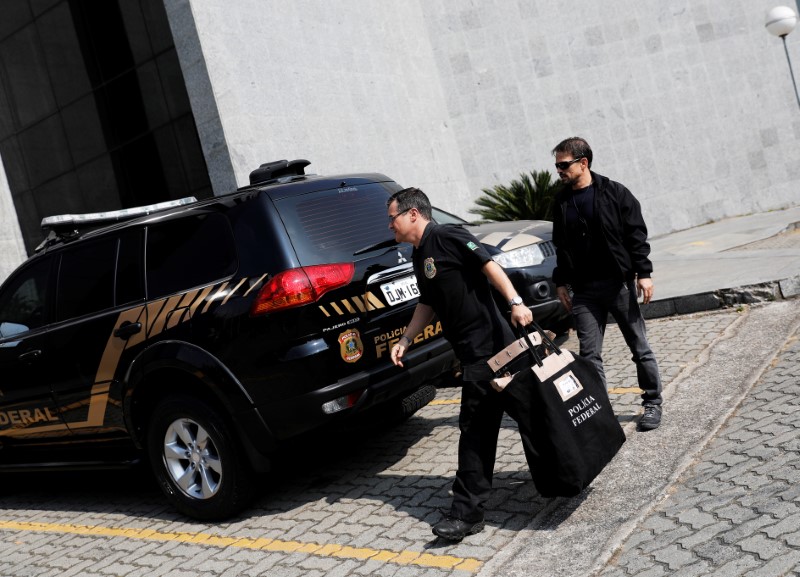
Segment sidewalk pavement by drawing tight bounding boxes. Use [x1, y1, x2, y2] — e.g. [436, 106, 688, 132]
[485, 205, 800, 577]
[644, 205, 800, 317]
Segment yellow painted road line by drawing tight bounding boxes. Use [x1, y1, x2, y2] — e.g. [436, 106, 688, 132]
[608, 387, 643, 394]
[0, 520, 482, 573]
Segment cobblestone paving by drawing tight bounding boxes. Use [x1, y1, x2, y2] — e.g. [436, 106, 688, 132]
[729, 227, 800, 251]
[0, 309, 744, 577]
[596, 324, 800, 577]
[587, 307, 742, 422]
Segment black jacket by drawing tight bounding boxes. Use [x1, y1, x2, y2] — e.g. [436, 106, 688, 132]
[552, 171, 652, 287]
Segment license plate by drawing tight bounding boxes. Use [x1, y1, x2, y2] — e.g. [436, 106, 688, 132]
[380, 275, 420, 306]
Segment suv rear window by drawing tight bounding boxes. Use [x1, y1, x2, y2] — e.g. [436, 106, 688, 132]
[275, 183, 397, 265]
[56, 237, 117, 322]
[146, 212, 237, 298]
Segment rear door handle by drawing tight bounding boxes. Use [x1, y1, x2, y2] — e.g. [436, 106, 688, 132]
[18, 349, 42, 363]
[114, 321, 142, 339]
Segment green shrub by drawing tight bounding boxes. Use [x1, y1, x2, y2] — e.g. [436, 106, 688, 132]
[469, 169, 563, 222]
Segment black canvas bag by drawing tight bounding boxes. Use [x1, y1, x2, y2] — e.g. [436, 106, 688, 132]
[487, 323, 626, 497]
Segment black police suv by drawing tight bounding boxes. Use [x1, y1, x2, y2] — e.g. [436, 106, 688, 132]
[0, 160, 457, 520]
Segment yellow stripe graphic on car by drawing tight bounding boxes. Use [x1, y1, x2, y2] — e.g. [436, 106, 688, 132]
[318, 292, 387, 317]
[28, 279, 231, 435]
[203, 282, 230, 314]
[349, 296, 367, 313]
[3, 272, 384, 437]
[149, 294, 183, 336]
[190, 285, 216, 317]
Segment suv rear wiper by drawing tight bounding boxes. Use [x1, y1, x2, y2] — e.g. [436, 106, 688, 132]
[353, 238, 399, 256]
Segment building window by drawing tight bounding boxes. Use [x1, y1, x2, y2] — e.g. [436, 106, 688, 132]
[0, 0, 212, 255]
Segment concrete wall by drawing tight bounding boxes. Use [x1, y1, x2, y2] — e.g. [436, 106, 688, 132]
[0, 156, 27, 282]
[418, 0, 800, 234]
[171, 0, 800, 236]
[3, 0, 796, 281]
[164, 0, 471, 204]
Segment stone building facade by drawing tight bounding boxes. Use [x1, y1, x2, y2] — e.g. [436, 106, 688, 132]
[1, 0, 798, 279]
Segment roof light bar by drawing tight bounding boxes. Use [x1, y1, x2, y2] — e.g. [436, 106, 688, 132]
[41, 197, 197, 230]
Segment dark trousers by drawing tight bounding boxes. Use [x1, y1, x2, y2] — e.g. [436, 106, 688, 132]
[450, 377, 504, 523]
[571, 279, 662, 406]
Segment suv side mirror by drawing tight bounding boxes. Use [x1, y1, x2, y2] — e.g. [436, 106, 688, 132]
[0, 321, 29, 339]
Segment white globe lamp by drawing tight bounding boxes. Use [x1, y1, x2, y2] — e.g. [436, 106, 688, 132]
[766, 6, 800, 109]
[766, 6, 798, 37]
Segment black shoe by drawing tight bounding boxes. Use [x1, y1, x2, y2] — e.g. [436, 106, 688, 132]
[638, 404, 662, 431]
[432, 517, 485, 541]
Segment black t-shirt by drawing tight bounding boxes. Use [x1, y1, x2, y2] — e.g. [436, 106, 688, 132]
[413, 222, 513, 367]
[564, 185, 617, 286]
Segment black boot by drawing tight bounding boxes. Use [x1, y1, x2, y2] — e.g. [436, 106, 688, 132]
[432, 517, 485, 541]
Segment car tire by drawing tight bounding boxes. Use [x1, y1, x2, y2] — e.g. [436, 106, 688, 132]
[147, 395, 255, 520]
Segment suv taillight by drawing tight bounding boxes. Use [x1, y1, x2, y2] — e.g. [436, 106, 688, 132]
[251, 263, 355, 315]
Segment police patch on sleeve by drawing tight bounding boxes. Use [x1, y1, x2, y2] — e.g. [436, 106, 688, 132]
[424, 257, 437, 279]
[466, 241, 480, 251]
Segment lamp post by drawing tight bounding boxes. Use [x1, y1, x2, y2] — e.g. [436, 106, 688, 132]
[766, 6, 800, 110]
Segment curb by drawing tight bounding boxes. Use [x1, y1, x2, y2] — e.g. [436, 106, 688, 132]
[642, 273, 800, 319]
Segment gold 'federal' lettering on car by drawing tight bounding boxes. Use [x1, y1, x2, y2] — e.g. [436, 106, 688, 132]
[0, 408, 59, 427]
[318, 292, 386, 317]
[374, 322, 442, 359]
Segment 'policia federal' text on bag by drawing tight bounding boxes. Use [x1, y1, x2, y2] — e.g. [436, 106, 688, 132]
[487, 323, 625, 497]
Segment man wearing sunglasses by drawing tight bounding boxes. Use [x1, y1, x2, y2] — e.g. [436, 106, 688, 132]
[551, 137, 663, 432]
[387, 187, 532, 541]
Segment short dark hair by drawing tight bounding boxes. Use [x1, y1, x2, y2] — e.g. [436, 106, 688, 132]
[387, 187, 432, 220]
[552, 137, 593, 168]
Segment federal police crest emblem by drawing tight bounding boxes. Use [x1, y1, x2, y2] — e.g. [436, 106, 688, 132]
[338, 329, 364, 363]
[424, 257, 437, 279]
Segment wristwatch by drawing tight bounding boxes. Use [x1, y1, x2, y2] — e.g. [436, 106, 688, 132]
[509, 296, 524, 307]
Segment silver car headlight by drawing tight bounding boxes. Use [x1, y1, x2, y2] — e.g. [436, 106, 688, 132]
[492, 243, 546, 268]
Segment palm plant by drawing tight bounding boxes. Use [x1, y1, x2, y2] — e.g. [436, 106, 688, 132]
[469, 169, 563, 222]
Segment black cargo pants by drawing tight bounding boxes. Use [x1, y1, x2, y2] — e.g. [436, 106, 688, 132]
[449, 369, 505, 523]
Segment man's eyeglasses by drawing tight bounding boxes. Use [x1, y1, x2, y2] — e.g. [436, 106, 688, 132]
[388, 208, 410, 223]
[554, 157, 583, 171]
